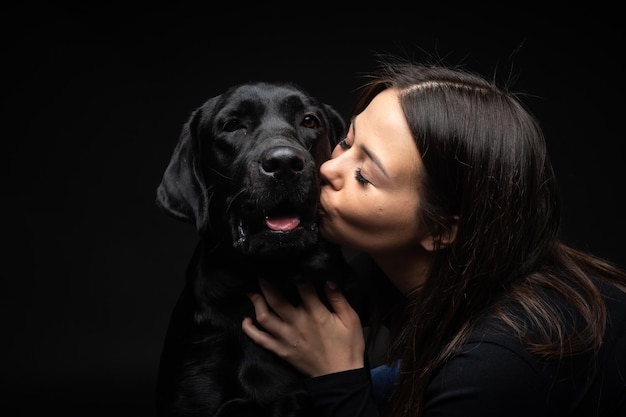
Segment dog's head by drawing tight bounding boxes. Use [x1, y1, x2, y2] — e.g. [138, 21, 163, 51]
[157, 82, 345, 259]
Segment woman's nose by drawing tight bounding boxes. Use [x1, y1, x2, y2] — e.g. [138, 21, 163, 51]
[320, 155, 342, 190]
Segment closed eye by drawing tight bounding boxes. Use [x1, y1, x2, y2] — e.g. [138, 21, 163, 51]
[355, 168, 370, 185]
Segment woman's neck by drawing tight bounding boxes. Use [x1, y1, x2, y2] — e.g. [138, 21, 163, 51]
[370, 246, 433, 294]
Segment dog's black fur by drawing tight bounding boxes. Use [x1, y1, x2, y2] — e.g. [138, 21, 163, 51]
[155, 81, 352, 416]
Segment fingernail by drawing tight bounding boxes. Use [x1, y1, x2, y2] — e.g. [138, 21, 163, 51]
[326, 280, 337, 290]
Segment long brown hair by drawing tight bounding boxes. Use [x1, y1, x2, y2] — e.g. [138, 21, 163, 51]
[352, 59, 626, 416]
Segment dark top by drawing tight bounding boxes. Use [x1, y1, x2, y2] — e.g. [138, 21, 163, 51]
[304, 279, 626, 416]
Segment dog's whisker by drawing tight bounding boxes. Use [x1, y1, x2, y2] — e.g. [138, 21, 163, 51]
[205, 237, 224, 255]
[224, 189, 247, 215]
[207, 167, 233, 181]
[199, 184, 214, 201]
[205, 189, 216, 232]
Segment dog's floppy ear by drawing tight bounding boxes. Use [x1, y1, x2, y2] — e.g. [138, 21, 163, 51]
[323, 104, 347, 147]
[156, 103, 212, 233]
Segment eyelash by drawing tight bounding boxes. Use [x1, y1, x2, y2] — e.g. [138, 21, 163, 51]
[355, 168, 369, 185]
[338, 138, 369, 185]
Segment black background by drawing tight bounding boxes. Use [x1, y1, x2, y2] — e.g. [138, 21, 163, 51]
[3, 5, 624, 416]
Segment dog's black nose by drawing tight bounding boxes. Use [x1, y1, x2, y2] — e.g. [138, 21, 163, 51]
[261, 146, 305, 179]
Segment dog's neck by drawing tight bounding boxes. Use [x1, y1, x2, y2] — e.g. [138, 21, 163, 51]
[186, 239, 343, 327]
[191, 238, 339, 292]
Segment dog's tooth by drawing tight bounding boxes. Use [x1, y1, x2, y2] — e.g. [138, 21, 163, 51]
[235, 220, 247, 247]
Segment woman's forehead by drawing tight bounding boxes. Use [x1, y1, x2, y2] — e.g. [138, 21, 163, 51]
[355, 89, 421, 179]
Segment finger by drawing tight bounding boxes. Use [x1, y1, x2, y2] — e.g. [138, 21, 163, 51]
[247, 291, 273, 318]
[247, 292, 288, 332]
[296, 281, 327, 313]
[324, 280, 360, 325]
[241, 316, 284, 353]
[258, 279, 297, 319]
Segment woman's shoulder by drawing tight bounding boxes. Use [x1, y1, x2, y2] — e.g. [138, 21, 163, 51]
[425, 329, 553, 415]
[426, 315, 625, 416]
[434, 280, 626, 416]
[467, 277, 626, 355]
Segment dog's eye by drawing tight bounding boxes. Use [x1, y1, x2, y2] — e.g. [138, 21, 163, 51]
[301, 114, 321, 129]
[222, 119, 245, 132]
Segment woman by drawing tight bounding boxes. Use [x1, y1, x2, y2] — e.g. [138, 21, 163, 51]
[241, 59, 626, 416]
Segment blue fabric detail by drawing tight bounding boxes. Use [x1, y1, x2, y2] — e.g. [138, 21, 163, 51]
[370, 360, 400, 410]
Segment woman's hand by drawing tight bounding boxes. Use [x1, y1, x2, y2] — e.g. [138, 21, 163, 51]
[242, 279, 365, 378]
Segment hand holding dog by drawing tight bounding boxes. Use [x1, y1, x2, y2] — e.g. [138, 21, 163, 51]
[242, 279, 365, 378]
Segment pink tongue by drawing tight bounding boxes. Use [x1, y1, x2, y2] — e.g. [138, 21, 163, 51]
[265, 216, 301, 231]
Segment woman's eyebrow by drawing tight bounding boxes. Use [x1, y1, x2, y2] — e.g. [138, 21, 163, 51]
[353, 117, 390, 179]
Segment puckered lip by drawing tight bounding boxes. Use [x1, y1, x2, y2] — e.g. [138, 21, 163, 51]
[318, 189, 329, 216]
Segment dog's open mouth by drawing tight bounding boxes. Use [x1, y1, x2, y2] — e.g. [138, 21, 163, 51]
[260, 201, 315, 234]
[234, 199, 318, 253]
[265, 215, 301, 232]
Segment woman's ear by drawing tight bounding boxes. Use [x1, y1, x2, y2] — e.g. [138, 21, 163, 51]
[419, 216, 459, 252]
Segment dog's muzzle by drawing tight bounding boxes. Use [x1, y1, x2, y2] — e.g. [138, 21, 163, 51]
[231, 144, 320, 254]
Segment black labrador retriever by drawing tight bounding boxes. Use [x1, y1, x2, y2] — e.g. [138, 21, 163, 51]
[155, 81, 353, 416]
